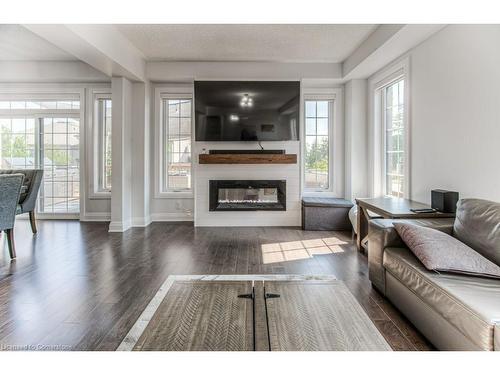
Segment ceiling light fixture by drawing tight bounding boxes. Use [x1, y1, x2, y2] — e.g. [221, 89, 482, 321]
[240, 94, 253, 107]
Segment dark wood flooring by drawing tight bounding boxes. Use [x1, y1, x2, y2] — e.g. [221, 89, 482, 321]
[0, 220, 433, 351]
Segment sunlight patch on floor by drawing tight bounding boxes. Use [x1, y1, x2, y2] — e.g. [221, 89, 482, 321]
[262, 237, 348, 264]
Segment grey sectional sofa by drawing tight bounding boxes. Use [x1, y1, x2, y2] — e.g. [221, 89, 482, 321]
[368, 198, 500, 351]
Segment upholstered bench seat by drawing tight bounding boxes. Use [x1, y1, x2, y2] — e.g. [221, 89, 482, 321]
[301, 197, 353, 231]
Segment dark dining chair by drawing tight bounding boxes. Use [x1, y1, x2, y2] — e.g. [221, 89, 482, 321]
[0, 173, 24, 259]
[0, 169, 43, 233]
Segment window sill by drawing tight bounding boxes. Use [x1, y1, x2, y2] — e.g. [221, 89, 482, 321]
[302, 191, 338, 198]
[88, 191, 111, 200]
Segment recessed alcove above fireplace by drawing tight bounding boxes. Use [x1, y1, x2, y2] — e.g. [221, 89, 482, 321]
[209, 180, 286, 211]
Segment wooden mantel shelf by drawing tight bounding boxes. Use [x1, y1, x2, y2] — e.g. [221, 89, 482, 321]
[199, 153, 297, 164]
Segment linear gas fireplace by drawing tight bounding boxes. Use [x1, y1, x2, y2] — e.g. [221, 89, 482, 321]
[209, 180, 286, 211]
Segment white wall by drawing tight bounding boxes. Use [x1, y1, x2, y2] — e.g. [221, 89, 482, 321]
[130, 81, 151, 226]
[344, 79, 368, 201]
[109, 77, 134, 231]
[147, 62, 342, 82]
[0, 61, 109, 83]
[409, 25, 500, 203]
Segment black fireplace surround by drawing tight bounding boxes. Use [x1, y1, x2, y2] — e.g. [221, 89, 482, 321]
[209, 180, 286, 211]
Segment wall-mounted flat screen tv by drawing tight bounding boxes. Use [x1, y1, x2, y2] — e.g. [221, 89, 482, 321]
[194, 81, 300, 142]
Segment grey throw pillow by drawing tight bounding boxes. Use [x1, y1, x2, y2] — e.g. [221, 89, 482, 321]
[393, 223, 500, 279]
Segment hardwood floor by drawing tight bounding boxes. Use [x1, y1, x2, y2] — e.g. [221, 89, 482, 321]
[0, 220, 433, 351]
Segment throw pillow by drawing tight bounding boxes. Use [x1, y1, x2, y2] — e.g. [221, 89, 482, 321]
[393, 222, 500, 279]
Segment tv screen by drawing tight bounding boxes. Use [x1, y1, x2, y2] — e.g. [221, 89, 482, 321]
[194, 81, 300, 142]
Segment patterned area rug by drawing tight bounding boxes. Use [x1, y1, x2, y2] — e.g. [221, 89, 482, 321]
[117, 274, 390, 351]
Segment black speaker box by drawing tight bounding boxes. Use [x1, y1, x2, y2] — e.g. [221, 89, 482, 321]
[431, 190, 459, 213]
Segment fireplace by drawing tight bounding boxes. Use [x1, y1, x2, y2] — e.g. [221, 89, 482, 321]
[209, 180, 286, 211]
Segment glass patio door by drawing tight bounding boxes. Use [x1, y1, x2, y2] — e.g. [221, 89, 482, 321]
[39, 117, 80, 214]
[0, 98, 81, 216]
[0, 115, 80, 214]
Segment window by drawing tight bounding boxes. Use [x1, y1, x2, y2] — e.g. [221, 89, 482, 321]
[369, 57, 409, 199]
[0, 98, 81, 214]
[161, 96, 192, 192]
[304, 99, 333, 191]
[95, 97, 112, 192]
[41, 117, 80, 213]
[0, 100, 80, 110]
[382, 79, 405, 197]
[0, 117, 36, 169]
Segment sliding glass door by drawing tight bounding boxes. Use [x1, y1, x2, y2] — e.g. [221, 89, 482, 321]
[0, 107, 81, 215]
[0, 117, 37, 169]
[40, 117, 80, 213]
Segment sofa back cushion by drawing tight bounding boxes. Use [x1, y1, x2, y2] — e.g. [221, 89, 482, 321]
[454, 199, 500, 266]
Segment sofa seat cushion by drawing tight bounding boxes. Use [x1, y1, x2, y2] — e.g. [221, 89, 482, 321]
[383, 247, 500, 350]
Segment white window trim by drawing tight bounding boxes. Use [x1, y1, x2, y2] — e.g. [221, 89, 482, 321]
[0, 84, 86, 219]
[368, 56, 411, 199]
[0, 93, 81, 118]
[154, 84, 194, 199]
[301, 87, 343, 198]
[87, 90, 112, 199]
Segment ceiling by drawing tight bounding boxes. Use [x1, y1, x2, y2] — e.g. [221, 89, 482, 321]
[115, 24, 378, 63]
[0, 25, 77, 61]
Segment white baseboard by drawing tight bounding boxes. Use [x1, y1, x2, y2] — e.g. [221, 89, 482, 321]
[31, 213, 80, 220]
[132, 216, 152, 227]
[150, 212, 194, 222]
[80, 212, 111, 222]
[81, 212, 191, 228]
[29, 211, 301, 228]
[108, 220, 132, 232]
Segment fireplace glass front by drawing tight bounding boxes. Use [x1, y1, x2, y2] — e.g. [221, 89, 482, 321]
[209, 180, 286, 211]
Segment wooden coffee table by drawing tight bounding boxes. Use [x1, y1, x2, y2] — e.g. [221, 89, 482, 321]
[355, 197, 456, 251]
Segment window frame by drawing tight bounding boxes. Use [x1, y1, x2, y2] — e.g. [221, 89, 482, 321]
[92, 92, 112, 197]
[88, 90, 112, 199]
[154, 85, 194, 199]
[381, 79, 405, 198]
[368, 57, 410, 199]
[303, 96, 334, 193]
[301, 87, 342, 197]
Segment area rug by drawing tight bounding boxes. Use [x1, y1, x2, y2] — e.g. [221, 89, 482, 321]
[117, 274, 390, 351]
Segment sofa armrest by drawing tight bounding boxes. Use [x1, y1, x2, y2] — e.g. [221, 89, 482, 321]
[368, 217, 455, 294]
[368, 219, 403, 294]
